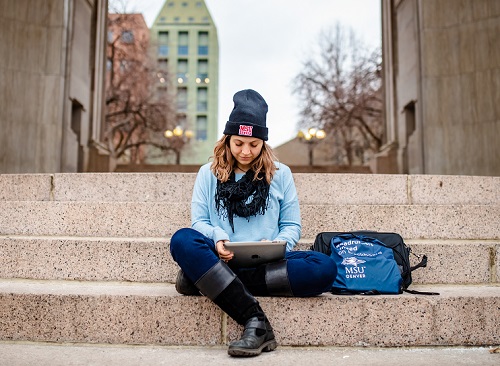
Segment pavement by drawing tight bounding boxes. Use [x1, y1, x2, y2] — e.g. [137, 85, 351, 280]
[1, 342, 499, 366]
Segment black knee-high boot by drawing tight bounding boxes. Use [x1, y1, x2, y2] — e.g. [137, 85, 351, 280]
[195, 261, 277, 357]
[237, 260, 294, 297]
[175, 269, 201, 296]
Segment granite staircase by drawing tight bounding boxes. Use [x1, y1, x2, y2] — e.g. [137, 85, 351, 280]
[0, 172, 499, 347]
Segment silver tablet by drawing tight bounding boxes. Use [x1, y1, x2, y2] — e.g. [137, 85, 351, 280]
[224, 240, 287, 268]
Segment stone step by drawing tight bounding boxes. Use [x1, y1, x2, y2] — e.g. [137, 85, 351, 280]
[0, 201, 498, 239]
[1, 236, 498, 285]
[0, 279, 498, 347]
[2, 342, 500, 366]
[1, 173, 498, 352]
[1, 173, 499, 205]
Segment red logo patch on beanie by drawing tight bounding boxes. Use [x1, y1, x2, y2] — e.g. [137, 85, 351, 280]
[239, 125, 253, 136]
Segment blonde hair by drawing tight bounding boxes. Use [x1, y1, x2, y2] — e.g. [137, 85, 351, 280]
[210, 135, 277, 184]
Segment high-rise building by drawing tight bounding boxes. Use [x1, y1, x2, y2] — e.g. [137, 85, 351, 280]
[150, 0, 219, 164]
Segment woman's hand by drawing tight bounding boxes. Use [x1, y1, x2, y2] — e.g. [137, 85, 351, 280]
[216, 240, 233, 262]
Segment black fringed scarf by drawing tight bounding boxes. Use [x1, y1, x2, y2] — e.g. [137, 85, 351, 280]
[215, 169, 270, 232]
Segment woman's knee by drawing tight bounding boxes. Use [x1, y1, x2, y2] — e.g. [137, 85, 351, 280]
[286, 251, 336, 296]
[170, 228, 199, 257]
[288, 251, 336, 279]
[320, 255, 336, 287]
[307, 252, 336, 292]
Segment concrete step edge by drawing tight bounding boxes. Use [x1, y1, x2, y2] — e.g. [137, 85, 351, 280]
[1, 341, 499, 366]
[0, 234, 167, 242]
[0, 341, 500, 366]
[1, 278, 499, 297]
[0, 278, 172, 296]
[2, 234, 500, 244]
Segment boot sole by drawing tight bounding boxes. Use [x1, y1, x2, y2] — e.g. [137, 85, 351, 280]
[228, 339, 277, 357]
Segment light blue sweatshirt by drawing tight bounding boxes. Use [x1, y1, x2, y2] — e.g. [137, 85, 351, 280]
[191, 162, 301, 251]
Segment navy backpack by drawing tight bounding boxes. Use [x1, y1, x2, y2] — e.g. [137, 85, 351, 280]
[311, 231, 438, 295]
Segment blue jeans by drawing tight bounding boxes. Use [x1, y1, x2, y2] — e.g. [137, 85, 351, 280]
[170, 228, 336, 297]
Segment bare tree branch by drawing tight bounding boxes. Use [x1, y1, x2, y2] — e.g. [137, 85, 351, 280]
[292, 23, 383, 166]
[100, 9, 186, 165]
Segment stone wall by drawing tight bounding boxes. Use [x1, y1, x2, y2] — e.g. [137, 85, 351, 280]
[380, 0, 500, 176]
[0, 0, 108, 173]
[420, 0, 500, 175]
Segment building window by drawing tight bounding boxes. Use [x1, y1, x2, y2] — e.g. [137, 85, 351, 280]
[177, 114, 187, 128]
[158, 45, 169, 56]
[157, 60, 168, 84]
[196, 59, 208, 84]
[178, 31, 189, 55]
[197, 87, 208, 111]
[157, 72, 167, 85]
[182, 1, 188, 6]
[196, 116, 208, 141]
[121, 30, 134, 43]
[168, 2, 174, 6]
[106, 58, 112, 70]
[158, 59, 168, 70]
[158, 31, 168, 44]
[107, 30, 114, 43]
[198, 31, 208, 55]
[156, 86, 168, 100]
[196, 1, 202, 7]
[177, 59, 188, 83]
[177, 87, 188, 111]
[158, 31, 168, 56]
[188, 17, 195, 22]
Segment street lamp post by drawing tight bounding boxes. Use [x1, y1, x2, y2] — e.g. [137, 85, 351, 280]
[164, 126, 193, 164]
[297, 127, 326, 166]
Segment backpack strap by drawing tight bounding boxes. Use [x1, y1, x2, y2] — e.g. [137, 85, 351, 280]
[405, 254, 439, 295]
[403, 288, 440, 295]
[410, 254, 428, 272]
[331, 289, 382, 296]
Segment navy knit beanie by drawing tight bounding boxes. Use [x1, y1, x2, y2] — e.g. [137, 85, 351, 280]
[223, 89, 268, 141]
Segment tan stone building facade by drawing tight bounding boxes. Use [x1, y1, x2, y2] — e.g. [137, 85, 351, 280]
[0, 0, 108, 173]
[376, 0, 500, 175]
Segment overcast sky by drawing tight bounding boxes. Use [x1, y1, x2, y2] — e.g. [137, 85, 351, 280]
[123, 0, 382, 147]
